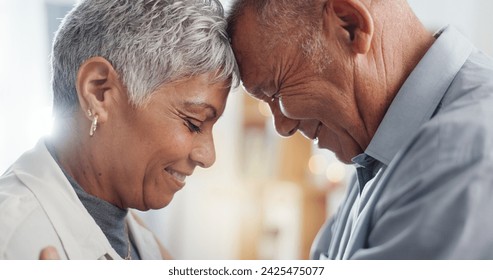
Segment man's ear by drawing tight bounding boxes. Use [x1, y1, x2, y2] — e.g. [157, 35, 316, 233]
[75, 57, 123, 124]
[323, 0, 374, 54]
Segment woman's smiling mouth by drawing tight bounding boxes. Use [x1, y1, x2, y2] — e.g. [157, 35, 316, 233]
[164, 167, 188, 184]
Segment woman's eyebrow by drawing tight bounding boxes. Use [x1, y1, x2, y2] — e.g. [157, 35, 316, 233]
[183, 101, 218, 119]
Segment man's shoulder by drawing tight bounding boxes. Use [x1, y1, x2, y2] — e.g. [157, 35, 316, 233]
[376, 90, 493, 202]
[441, 48, 493, 119]
[425, 79, 493, 161]
[410, 52, 493, 165]
[405, 104, 493, 172]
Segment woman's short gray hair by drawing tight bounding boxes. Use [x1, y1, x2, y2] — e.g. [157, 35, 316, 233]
[52, 0, 238, 118]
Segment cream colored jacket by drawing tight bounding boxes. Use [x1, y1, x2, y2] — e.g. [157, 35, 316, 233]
[0, 139, 163, 260]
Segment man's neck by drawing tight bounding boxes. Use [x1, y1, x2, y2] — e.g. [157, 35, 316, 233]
[355, 4, 435, 143]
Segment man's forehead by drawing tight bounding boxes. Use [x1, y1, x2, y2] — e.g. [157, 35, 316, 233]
[231, 32, 267, 89]
[230, 6, 280, 101]
[231, 9, 262, 50]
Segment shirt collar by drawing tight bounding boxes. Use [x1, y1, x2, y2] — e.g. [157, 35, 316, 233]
[362, 25, 474, 165]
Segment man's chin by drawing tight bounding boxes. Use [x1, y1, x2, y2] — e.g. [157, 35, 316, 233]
[335, 153, 353, 165]
[319, 143, 356, 165]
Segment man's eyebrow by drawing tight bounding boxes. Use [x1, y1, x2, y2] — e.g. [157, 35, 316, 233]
[246, 85, 264, 98]
[183, 101, 218, 119]
[248, 85, 274, 102]
[252, 86, 264, 96]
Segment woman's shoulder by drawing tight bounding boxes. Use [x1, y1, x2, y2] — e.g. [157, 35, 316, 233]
[0, 172, 63, 259]
[0, 169, 40, 217]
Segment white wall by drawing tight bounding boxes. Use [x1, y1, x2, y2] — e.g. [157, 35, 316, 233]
[408, 0, 493, 55]
[0, 0, 53, 173]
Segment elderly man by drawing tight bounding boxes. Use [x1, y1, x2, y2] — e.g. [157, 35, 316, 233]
[227, 0, 493, 259]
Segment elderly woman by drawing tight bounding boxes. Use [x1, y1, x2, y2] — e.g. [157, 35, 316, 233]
[0, 0, 237, 259]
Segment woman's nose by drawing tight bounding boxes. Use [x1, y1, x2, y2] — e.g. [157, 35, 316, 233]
[190, 133, 216, 168]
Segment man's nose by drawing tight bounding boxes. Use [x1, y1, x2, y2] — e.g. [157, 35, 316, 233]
[270, 101, 299, 137]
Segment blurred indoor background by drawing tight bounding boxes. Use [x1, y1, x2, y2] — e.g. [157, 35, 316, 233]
[1, 0, 492, 259]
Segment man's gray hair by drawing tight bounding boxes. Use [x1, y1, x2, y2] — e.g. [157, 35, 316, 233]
[227, 0, 329, 72]
[52, 0, 238, 118]
[227, 0, 322, 40]
[227, 0, 324, 55]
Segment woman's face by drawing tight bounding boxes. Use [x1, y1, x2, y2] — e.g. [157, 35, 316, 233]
[105, 72, 230, 210]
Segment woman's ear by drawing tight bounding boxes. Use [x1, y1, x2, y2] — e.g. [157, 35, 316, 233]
[323, 0, 374, 54]
[75, 57, 123, 124]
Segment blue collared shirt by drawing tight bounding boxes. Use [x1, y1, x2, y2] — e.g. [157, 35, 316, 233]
[311, 26, 493, 259]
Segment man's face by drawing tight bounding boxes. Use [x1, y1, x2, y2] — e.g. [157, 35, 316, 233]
[231, 8, 368, 163]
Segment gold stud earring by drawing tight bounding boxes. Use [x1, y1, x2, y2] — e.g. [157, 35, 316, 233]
[89, 115, 98, 137]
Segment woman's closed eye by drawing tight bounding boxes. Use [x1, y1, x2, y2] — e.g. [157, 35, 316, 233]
[184, 118, 202, 134]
